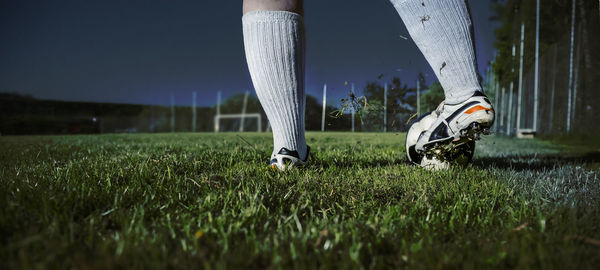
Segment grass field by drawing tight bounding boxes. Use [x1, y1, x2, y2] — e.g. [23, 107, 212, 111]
[1, 132, 599, 268]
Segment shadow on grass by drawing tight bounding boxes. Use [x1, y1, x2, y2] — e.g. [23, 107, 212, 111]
[309, 157, 408, 170]
[472, 151, 600, 172]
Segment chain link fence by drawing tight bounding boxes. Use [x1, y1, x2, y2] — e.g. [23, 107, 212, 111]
[487, 0, 599, 137]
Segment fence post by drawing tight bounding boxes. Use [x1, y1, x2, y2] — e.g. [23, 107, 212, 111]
[572, 25, 582, 130]
[516, 23, 525, 133]
[507, 82, 514, 136]
[533, 0, 541, 132]
[493, 71, 499, 134]
[501, 87, 506, 132]
[507, 44, 516, 136]
[494, 79, 500, 133]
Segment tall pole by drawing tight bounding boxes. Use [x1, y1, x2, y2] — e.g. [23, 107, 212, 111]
[533, 0, 540, 132]
[351, 83, 355, 132]
[192, 91, 197, 132]
[239, 90, 249, 132]
[416, 80, 421, 116]
[567, 0, 576, 133]
[384, 83, 388, 132]
[516, 23, 525, 133]
[321, 84, 327, 132]
[170, 93, 175, 133]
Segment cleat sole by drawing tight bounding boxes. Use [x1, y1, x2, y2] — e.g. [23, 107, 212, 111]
[420, 120, 492, 160]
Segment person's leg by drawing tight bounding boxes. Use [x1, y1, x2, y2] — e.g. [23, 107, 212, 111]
[242, 0, 309, 168]
[390, 0, 494, 152]
[391, 0, 479, 103]
[243, 0, 303, 15]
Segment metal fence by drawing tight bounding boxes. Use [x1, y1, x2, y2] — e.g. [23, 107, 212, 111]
[487, 0, 599, 137]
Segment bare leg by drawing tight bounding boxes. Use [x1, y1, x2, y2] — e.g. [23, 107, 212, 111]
[243, 0, 303, 15]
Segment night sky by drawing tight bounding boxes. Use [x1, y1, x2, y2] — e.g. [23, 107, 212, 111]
[0, 0, 499, 107]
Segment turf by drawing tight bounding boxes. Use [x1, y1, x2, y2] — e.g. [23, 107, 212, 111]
[1, 132, 599, 269]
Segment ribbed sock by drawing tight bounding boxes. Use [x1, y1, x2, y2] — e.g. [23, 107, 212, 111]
[242, 11, 307, 159]
[390, 0, 481, 104]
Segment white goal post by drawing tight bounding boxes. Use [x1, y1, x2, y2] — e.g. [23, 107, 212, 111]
[214, 113, 262, 132]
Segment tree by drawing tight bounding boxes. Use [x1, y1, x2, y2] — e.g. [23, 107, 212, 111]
[362, 77, 418, 131]
[419, 82, 444, 114]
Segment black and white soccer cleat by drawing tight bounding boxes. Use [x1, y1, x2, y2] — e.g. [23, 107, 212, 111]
[269, 146, 310, 171]
[415, 91, 495, 154]
[406, 106, 475, 169]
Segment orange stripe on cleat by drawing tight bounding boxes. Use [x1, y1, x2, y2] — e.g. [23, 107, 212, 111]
[464, 105, 492, 114]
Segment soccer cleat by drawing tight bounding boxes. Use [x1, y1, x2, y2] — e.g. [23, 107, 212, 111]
[269, 146, 310, 171]
[415, 91, 494, 154]
[406, 105, 475, 168]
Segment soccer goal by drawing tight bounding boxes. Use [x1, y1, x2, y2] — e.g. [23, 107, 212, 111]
[214, 113, 262, 132]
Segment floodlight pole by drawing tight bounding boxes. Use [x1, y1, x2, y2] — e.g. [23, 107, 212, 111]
[533, 0, 540, 132]
[170, 93, 175, 133]
[192, 91, 197, 132]
[321, 84, 327, 132]
[384, 83, 388, 132]
[240, 90, 249, 132]
[351, 83, 355, 132]
[516, 23, 525, 134]
[567, 0, 576, 133]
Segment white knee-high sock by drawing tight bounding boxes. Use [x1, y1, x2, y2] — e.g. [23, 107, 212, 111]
[242, 11, 307, 159]
[390, 0, 481, 104]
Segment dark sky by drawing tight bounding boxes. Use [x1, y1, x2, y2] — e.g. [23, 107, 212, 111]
[0, 0, 499, 107]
